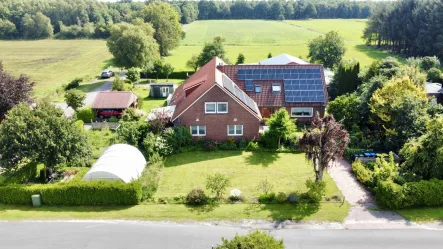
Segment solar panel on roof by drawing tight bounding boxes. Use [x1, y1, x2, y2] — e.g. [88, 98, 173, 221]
[222, 74, 259, 113]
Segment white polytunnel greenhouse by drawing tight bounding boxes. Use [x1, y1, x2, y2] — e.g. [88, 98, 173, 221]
[82, 144, 147, 183]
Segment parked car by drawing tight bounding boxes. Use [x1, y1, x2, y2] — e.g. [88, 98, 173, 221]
[97, 109, 122, 119]
[101, 70, 114, 79]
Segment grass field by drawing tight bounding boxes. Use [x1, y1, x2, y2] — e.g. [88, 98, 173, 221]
[397, 208, 443, 222]
[155, 151, 343, 199]
[0, 39, 112, 97]
[167, 19, 399, 71]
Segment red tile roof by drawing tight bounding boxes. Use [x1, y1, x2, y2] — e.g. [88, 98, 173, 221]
[218, 64, 327, 107]
[92, 91, 137, 109]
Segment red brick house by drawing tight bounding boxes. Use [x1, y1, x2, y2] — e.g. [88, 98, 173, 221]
[169, 54, 328, 141]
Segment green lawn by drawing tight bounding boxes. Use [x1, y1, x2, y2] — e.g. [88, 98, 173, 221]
[0, 39, 112, 97]
[132, 86, 167, 117]
[167, 19, 403, 71]
[155, 151, 342, 199]
[0, 202, 349, 221]
[397, 208, 443, 222]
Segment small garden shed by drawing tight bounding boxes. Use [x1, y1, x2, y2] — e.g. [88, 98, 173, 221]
[82, 144, 146, 183]
[150, 83, 175, 98]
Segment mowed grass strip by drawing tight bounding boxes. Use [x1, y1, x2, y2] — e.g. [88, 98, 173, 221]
[397, 208, 443, 222]
[0, 39, 112, 97]
[0, 202, 349, 222]
[155, 151, 342, 198]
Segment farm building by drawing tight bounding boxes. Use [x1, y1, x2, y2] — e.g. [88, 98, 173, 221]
[91, 91, 138, 119]
[82, 144, 146, 183]
[149, 83, 176, 98]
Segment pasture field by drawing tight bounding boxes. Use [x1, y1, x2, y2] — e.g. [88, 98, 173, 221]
[0, 39, 112, 97]
[167, 19, 399, 71]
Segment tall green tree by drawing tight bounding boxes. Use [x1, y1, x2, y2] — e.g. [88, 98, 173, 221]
[21, 12, 53, 39]
[266, 108, 296, 149]
[141, 2, 182, 56]
[328, 60, 360, 99]
[0, 101, 91, 173]
[197, 36, 228, 67]
[369, 76, 429, 152]
[298, 115, 350, 181]
[327, 94, 360, 131]
[186, 55, 199, 72]
[400, 117, 443, 180]
[0, 19, 16, 39]
[308, 31, 346, 69]
[107, 22, 160, 69]
[236, 53, 245, 65]
[64, 89, 86, 111]
[0, 62, 34, 119]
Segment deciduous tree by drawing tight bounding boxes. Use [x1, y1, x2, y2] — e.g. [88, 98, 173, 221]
[141, 2, 182, 56]
[0, 62, 34, 119]
[64, 89, 86, 111]
[0, 101, 91, 174]
[206, 173, 230, 199]
[197, 36, 228, 67]
[107, 22, 160, 68]
[186, 55, 199, 72]
[298, 115, 350, 181]
[266, 108, 296, 149]
[308, 31, 346, 69]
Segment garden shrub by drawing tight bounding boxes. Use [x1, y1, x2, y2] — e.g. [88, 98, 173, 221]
[163, 126, 192, 152]
[0, 181, 141, 205]
[65, 78, 83, 90]
[218, 138, 237, 150]
[258, 192, 276, 203]
[258, 131, 279, 149]
[238, 138, 248, 149]
[427, 68, 442, 83]
[276, 192, 287, 203]
[214, 230, 284, 249]
[406, 179, 443, 207]
[74, 120, 84, 129]
[374, 180, 406, 209]
[202, 138, 217, 151]
[121, 108, 140, 122]
[229, 188, 242, 202]
[288, 192, 299, 203]
[143, 132, 172, 157]
[76, 107, 94, 123]
[245, 141, 259, 151]
[109, 116, 119, 122]
[139, 160, 164, 200]
[304, 179, 326, 203]
[186, 188, 208, 205]
[126, 67, 141, 83]
[351, 160, 374, 187]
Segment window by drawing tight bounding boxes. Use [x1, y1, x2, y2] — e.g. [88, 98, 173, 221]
[217, 102, 228, 113]
[272, 84, 281, 93]
[291, 107, 313, 117]
[228, 125, 243, 136]
[205, 102, 228, 114]
[255, 85, 262, 93]
[190, 126, 206, 136]
[205, 102, 216, 113]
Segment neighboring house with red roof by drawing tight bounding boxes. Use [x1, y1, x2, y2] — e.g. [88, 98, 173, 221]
[168, 54, 328, 141]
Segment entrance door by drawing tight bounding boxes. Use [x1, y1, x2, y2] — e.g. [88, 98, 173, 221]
[161, 87, 169, 97]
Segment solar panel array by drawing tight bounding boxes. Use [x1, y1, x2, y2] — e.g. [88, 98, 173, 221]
[222, 74, 259, 114]
[237, 68, 325, 102]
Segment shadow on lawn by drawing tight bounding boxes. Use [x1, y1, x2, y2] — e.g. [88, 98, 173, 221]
[185, 201, 220, 214]
[243, 202, 320, 221]
[165, 151, 243, 168]
[244, 151, 280, 167]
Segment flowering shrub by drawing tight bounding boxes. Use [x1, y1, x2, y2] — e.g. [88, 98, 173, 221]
[229, 188, 242, 201]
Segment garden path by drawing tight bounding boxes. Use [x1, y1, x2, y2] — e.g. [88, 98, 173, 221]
[328, 160, 413, 229]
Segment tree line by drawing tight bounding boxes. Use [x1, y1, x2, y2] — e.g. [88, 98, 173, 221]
[0, 0, 379, 40]
[363, 0, 443, 58]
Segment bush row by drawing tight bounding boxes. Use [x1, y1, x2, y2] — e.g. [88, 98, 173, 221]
[0, 181, 141, 206]
[375, 179, 443, 209]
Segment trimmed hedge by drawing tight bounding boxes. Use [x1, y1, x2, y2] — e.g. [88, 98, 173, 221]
[351, 160, 374, 187]
[375, 179, 443, 209]
[0, 181, 141, 206]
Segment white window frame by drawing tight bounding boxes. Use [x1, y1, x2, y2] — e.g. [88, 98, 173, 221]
[190, 125, 206, 136]
[217, 102, 228, 113]
[291, 107, 314, 118]
[227, 125, 243, 136]
[272, 84, 281, 93]
[205, 102, 217, 114]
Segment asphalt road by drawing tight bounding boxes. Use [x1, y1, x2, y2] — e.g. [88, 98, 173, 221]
[1, 221, 442, 249]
